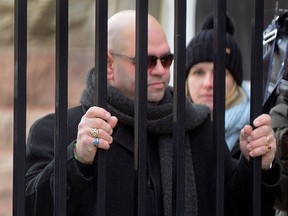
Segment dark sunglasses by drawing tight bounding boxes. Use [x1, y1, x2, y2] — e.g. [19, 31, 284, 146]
[111, 53, 174, 68]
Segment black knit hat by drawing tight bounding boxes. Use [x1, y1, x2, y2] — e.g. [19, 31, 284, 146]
[186, 14, 243, 86]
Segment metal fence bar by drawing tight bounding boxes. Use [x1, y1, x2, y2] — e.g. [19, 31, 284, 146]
[172, 1, 186, 215]
[250, 0, 264, 215]
[213, 0, 227, 215]
[54, 0, 69, 215]
[94, 1, 108, 215]
[135, 1, 148, 215]
[10, 1, 268, 215]
[13, 0, 27, 215]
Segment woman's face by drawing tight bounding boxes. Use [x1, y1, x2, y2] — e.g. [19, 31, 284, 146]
[186, 62, 235, 112]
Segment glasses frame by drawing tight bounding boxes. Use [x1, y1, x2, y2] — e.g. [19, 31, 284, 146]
[111, 52, 174, 68]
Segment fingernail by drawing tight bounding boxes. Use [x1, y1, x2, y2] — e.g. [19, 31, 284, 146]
[247, 144, 252, 151]
[247, 136, 252, 142]
[253, 120, 259, 126]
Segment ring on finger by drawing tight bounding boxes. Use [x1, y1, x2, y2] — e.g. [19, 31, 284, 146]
[90, 128, 99, 138]
[93, 138, 100, 147]
[265, 144, 272, 151]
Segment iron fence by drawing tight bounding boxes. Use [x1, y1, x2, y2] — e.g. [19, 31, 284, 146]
[13, 0, 264, 215]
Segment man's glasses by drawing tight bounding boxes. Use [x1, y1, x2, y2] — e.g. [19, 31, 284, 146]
[111, 53, 174, 69]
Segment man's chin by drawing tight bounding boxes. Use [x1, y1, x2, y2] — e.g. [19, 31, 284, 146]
[147, 93, 165, 106]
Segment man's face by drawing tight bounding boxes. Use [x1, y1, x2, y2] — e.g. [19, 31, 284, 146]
[108, 25, 172, 105]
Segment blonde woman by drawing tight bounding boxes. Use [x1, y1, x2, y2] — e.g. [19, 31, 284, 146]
[185, 15, 250, 159]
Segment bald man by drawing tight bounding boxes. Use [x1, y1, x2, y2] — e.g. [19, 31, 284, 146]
[25, 10, 280, 216]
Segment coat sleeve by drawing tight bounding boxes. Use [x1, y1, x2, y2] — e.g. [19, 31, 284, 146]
[209, 121, 281, 215]
[224, 154, 281, 216]
[190, 117, 281, 216]
[25, 111, 94, 216]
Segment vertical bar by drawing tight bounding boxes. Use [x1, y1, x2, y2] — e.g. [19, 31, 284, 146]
[54, 0, 68, 215]
[213, 0, 226, 215]
[135, 1, 148, 215]
[172, 1, 186, 215]
[13, 0, 27, 215]
[250, 0, 263, 215]
[94, 1, 108, 215]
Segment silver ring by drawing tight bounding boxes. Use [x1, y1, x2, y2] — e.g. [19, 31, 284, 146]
[92, 138, 99, 147]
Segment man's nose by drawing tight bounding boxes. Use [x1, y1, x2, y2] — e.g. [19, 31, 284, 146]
[150, 60, 166, 75]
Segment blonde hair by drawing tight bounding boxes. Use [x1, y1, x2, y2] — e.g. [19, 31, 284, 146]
[225, 82, 244, 109]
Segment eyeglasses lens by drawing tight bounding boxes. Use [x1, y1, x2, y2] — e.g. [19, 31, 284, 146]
[147, 54, 174, 68]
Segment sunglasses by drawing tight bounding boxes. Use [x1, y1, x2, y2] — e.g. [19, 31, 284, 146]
[111, 53, 174, 68]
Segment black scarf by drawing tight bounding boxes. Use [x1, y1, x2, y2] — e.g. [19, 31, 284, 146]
[80, 68, 210, 216]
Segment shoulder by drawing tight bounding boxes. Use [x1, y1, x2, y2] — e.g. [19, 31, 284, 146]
[270, 103, 288, 128]
[29, 105, 84, 128]
[185, 101, 211, 129]
[187, 117, 213, 151]
[27, 105, 84, 141]
[270, 103, 288, 117]
[67, 105, 85, 127]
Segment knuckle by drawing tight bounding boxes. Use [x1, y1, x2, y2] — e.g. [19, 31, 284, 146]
[78, 120, 86, 129]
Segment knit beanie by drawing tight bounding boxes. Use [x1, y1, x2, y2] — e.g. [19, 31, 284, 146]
[186, 14, 243, 86]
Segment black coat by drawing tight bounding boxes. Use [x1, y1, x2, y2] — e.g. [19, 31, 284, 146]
[25, 105, 280, 216]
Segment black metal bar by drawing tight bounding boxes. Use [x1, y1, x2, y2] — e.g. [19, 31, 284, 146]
[135, 1, 148, 215]
[54, 0, 69, 215]
[250, 0, 264, 215]
[213, 0, 226, 215]
[13, 0, 27, 215]
[172, 1, 186, 215]
[94, 1, 108, 215]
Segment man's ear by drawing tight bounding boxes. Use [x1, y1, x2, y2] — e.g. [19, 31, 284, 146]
[107, 52, 114, 80]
